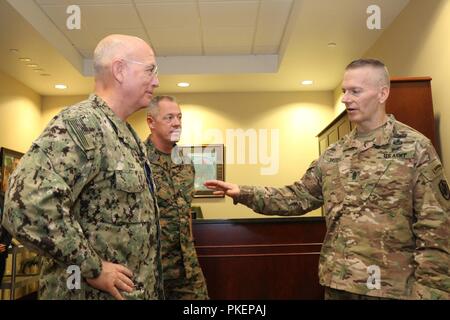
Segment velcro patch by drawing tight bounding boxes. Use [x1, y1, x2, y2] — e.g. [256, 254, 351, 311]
[65, 117, 95, 151]
[382, 151, 414, 159]
[438, 180, 450, 200]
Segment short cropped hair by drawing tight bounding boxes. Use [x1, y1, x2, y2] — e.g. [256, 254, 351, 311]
[148, 95, 178, 117]
[345, 58, 390, 87]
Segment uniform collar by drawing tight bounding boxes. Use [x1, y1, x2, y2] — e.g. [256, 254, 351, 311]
[344, 114, 396, 151]
[90, 94, 149, 164]
[145, 137, 159, 163]
[145, 136, 183, 167]
[90, 94, 140, 149]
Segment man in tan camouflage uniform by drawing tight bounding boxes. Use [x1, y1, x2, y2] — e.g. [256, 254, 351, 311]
[1, 35, 163, 300]
[145, 95, 209, 299]
[205, 59, 450, 300]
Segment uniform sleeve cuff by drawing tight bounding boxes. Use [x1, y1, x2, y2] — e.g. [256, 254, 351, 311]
[412, 281, 450, 299]
[80, 252, 103, 279]
[234, 185, 255, 205]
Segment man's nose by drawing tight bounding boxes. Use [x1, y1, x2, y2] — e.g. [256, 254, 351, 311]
[151, 74, 160, 87]
[172, 117, 181, 126]
[341, 92, 350, 104]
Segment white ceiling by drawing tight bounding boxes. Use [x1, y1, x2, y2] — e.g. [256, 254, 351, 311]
[36, 0, 293, 56]
[0, 0, 410, 95]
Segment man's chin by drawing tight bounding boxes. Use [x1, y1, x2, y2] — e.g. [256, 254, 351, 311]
[170, 133, 181, 142]
[347, 113, 359, 122]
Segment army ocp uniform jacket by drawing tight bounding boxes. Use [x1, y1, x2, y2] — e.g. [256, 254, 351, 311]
[235, 115, 450, 299]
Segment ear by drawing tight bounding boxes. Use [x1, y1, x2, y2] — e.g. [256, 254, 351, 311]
[147, 114, 155, 129]
[379, 85, 390, 104]
[111, 59, 125, 84]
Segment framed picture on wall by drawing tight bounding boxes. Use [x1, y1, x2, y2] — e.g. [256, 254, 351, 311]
[178, 144, 225, 198]
[0, 148, 24, 194]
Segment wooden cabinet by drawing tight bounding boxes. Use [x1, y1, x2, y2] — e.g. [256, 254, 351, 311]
[193, 217, 327, 299]
[317, 77, 438, 155]
[318, 113, 353, 155]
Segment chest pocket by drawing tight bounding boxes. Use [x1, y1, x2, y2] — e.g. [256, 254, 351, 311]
[115, 169, 145, 193]
[363, 158, 414, 213]
[112, 169, 151, 224]
[173, 165, 195, 204]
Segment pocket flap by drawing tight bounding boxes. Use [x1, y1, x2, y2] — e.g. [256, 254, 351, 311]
[115, 170, 146, 193]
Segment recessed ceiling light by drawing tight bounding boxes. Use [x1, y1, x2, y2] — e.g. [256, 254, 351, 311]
[26, 63, 38, 68]
[301, 80, 313, 85]
[9, 49, 19, 54]
[33, 68, 44, 73]
[19, 57, 32, 62]
[55, 84, 67, 90]
[177, 82, 190, 88]
[327, 42, 337, 47]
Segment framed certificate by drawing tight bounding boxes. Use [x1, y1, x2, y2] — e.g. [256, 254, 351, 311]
[178, 144, 225, 198]
[0, 148, 24, 194]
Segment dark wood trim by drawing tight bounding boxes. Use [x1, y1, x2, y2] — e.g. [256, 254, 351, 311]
[193, 217, 326, 299]
[193, 216, 325, 224]
[198, 252, 321, 258]
[196, 242, 324, 248]
[316, 109, 347, 137]
[390, 76, 432, 82]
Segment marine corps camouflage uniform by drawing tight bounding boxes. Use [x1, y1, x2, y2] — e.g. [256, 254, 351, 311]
[1, 94, 164, 300]
[146, 138, 208, 299]
[235, 115, 449, 300]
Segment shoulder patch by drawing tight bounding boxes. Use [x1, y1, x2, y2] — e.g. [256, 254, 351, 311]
[438, 180, 450, 200]
[422, 159, 442, 182]
[65, 117, 96, 151]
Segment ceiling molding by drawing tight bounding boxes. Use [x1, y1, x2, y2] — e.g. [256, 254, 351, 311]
[84, 54, 278, 76]
[6, 0, 84, 73]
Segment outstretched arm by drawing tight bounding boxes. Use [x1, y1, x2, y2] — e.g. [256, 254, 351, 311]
[205, 160, 324, 216]
[204, 180, 240, 198]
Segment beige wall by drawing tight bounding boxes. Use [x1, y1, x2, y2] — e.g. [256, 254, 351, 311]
[42, 91, 335, 219]
[0, 69, 41, 299]
[333, 85, 345, 117]
[363, 0, 450, 177]
[41, 95, 88, 129]
[0, 71, 41, 153]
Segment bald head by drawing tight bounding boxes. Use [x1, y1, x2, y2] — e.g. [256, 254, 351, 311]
[93, 34, 154, 79]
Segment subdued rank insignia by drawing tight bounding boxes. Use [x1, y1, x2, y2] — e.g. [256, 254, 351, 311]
[438, 180, 450, 200]
[393, 139, 402, 145]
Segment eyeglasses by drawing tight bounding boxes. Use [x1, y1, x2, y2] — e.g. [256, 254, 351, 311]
[122, 58, 158, 78]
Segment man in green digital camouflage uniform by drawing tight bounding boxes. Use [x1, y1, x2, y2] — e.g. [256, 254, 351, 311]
[1, 35, 163, 300]
[145, 95, 208, 299]
[205, 59, 450, 300]
[0, 193, 10, 285]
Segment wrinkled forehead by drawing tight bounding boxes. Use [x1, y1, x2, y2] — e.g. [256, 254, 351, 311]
[158, 100, 181, 115]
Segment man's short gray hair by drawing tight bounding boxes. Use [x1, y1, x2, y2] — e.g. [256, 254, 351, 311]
[148, 95, 178, 117]
[345, 58, 390, 88]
